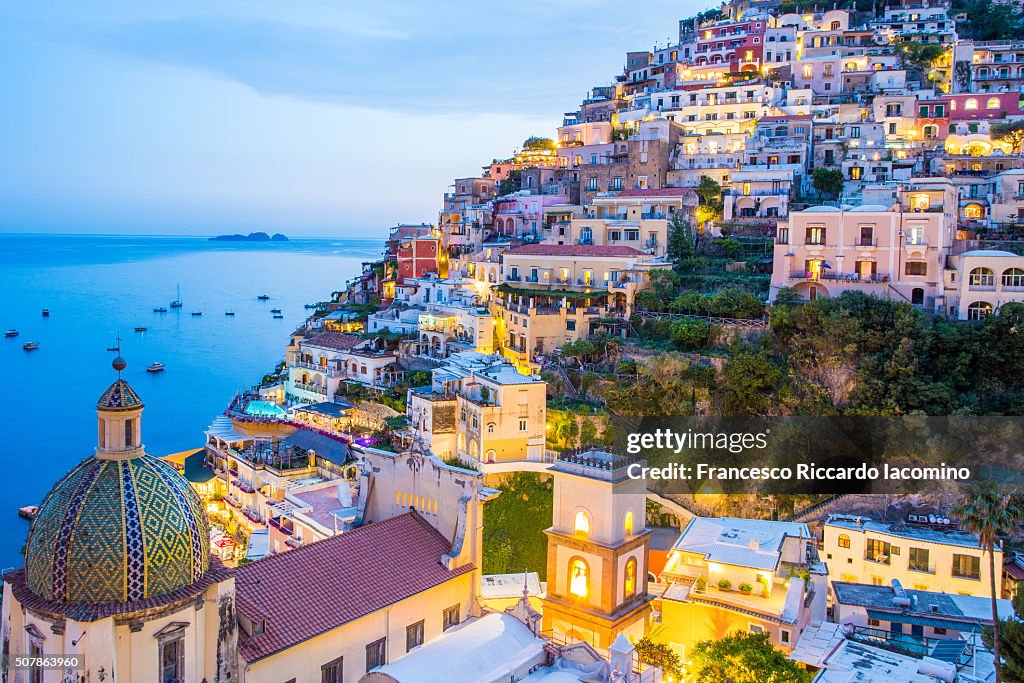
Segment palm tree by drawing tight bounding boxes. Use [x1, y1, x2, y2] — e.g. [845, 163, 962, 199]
[952, 483, 1022, 683]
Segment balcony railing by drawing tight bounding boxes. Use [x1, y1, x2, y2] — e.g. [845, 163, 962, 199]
[295, 359, 341, 376]
[292, 381, 328, 396]
[790, 271, 889, 283]
[268, 517, 293, 536]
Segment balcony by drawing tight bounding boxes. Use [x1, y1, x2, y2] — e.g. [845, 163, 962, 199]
[789, 271, 889, 283]
[268, 517, 293, 536]
[292, 381, 328, 396]
[295, 359, 341, 376]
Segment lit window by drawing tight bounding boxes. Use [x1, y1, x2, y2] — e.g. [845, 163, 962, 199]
[965, 98, 979, 110]
[624, 511, 634, 536]
[570, 558, 590, 597]
[1002, 268, 1024, 288]
[970, 267, 995, 287]
[838, 534, 851, 549]
[987, 97, 1001, 110]
[968, 302, 993, 320]
[624, 558, 637, 596]
[574, 511, 590, 537]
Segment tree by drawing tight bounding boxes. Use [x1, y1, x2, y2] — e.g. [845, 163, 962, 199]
[718, 351, 787, 415]
[522, 136, 556, 151]
[894, 40, 945, 74]
[690, 631, 812, 683]
[671, 318, 713, 350]
[812, 167, 844, 200]
[634, 637, 683, 681]
[992, 120, 1024, 154]
[695, 176, 724, 227]
[668, 214, 696, 264]
[986, 589, 1024, 683]
[952, 483, 1023, 683]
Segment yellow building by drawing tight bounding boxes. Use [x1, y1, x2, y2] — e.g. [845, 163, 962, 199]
[541, 448, 652, 649]
[823, 514, 1003, 598]
[405, 351, 548, 466]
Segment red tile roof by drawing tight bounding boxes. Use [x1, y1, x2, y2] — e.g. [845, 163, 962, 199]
[614, 187, 695, 198]
[235, 512, 473, 662]
[506, 244, 646, 257]
[301, 332, 364, 352]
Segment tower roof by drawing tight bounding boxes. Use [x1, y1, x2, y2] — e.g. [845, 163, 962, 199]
[97, 378, 143, 411]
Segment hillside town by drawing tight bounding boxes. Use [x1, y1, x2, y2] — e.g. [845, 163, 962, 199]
[7, 0, 1024, 681]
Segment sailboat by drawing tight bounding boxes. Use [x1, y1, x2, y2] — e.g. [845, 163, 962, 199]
[170, 284, 183, 309]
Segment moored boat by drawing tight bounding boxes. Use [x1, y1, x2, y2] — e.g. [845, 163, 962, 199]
[18, 505, 37, 520]
[147, 362, 165, 373]
[134, 326, 147, 332]
[273, 314, 284, 319]
[225, 311, 235, 316]
[153, 307, 168, 313]
[41, 309, 49, 317]
[191, 311, 203, 316]
[270, 308, 282, 313]
[170, 283, 183, 308]
[23, 342, 39, 350]
[4, 329, 17, 338]
[257, 294, 270, 300]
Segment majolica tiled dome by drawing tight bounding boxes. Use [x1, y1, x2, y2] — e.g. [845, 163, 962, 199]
[23, 377, 210, 606]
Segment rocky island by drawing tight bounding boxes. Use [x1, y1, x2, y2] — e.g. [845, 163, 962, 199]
[209, 231, 288, 242]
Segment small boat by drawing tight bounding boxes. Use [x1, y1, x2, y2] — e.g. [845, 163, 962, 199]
[304, 303, 317, 309]
[18, 505, 37, 520]
[23, 342, 38, 350]
[270, 308, 282, 314]
[134, 326, 147, 332]
[153, 307, 168, 313]
[225, 311, 235, 316]
[191, 311, 203, 316]
[170, 283, 183, 308]
[147, 362, 165, 373]
[257, 294, 270, 301]
[41, 309, 49, 317]
[4, 329, 18, 338]
[107, 346, 120, 352]
[273, 314, 284, 319]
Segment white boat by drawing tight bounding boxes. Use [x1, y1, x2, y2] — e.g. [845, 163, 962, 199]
[23, 342, 39, 350]
[4, 329, 17, 338]
[147, 362, 165, 373]
[170, 283, 183, 308]
[18, 505, 37, 520]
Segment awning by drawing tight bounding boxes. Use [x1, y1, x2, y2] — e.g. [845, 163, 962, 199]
[283, 429, 350, 466]
[865, 610, 983, 633]
[205, 416, 250, 444]
[294, 400, 355, 418]
[184, 450, 215, 484]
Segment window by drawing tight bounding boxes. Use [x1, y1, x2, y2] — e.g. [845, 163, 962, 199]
[443, 604, 461, 631]
[574, 511, 590, 537]
[624, 511, 634, 536]
[965, 98, 979, 110]
[624, 558, 637, 596]
[909, 547, 931, 572]
[838, 534, 851, 549]
[587, 178, 598, 191]
[865, 538, 892, 564]
[919, 105, 929, 118]
[859, 226, 874, 246]
[805, 226, 826, 245]
[125, 418, 134, 448]
[905, 261, 927, 276]
[848, 126, 861, 138]
[934, 627, 948, 635]
[886, 103, 902, 117]
[1002, 268, 1024, 288]
[868, 617, 881, 627]
[404, 620, 425, 652]
[803, 64, 812, 78]
[748, 623, 765, 635]
[935, 104, 945, 117]
[850, 166, 862, 180]
[781, 629, 792, 645]
[519, 418, 528, 432]
[366, 637, 387, 672]
[570, 558, 590, 597]
[321, 656, 344, 683]
[968, 301, 994, 320]
[987, 97, 1001, 110]
[160, 638, 184, 683]
[610, 177, 623, 191]
[637, 175, 649, 189]
[970, 267, 995, 287]
[952, 554, 981, 580]
[29, 640, 43, 683]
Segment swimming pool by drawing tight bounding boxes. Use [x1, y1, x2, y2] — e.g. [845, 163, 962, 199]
[244, 400, 287, 418]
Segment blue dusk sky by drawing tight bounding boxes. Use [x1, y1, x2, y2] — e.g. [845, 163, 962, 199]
[0, 1, 699, 238]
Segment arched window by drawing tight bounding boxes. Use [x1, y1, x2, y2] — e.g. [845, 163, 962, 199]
[979, 67, 990, 78]
[968, 301, 993, 320]
[970, 267, 995, 287]
[624, 511, 634, 537]
[987, 97, 1001, 110]
[124, 418, 134, 447]
[624, 558, 637, 596]
[569, 558, 589, 598]
[831, 20, 841, 30]
[574, 511, 590, 538]
[1002, 268, 1024, 288]
[965, 98, 979, 110]
[912, 287, 924, 305]
[487, 422, 495, 433]
[923, 125, 937, 138]
[964, 204, 984, 218]
[838, 534, 851, 549]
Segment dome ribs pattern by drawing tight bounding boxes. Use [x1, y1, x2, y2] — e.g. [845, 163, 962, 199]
[50, 462, 103, 602]
[119, 460, 146, 602]
[24, 455, 210, 606]
[96, 379, 143, 411]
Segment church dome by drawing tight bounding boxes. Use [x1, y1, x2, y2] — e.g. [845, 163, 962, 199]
[23, 376, 210, 606]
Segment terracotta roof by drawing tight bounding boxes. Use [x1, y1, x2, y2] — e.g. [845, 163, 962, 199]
[301, 332, 364, 352]
[506, 244, 646, 257]
[235, 512, 474, 662]
[613, 187, 695, 198]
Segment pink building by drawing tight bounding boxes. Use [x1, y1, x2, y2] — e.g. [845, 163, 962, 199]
[493, 193, 569, 239]
[947, 92, 1024, 120]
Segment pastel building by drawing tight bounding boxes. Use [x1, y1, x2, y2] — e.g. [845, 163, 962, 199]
[823, 515, 1003, 599]
[944, 249, 1024, 320]
[405, 351, 547, 466]
[288, 332, 400, 402]
[653, 517, 827, 657]
[564, 187, 698, 257]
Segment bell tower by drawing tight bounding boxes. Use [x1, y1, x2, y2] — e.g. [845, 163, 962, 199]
[95, 355, 145, 460]
[542, 448, 652, 649]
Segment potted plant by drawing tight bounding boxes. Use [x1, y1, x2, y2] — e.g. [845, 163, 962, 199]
[695, 575, 707, 593]
[739, 583, 753, 594]
[717, 579, 732, 591]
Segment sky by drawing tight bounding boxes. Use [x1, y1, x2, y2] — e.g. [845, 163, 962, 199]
[0, 1, 700, 237]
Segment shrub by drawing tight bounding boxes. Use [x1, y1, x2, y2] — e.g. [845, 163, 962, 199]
[718, 579, 732, 590]
[739, 582, 753, 593]
[670, 318, 712, 350]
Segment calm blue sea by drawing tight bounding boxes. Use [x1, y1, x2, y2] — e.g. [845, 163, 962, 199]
[0, 233, 382, 568]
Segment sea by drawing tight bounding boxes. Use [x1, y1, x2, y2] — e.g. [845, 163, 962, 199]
[0, 233, 383, 568]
